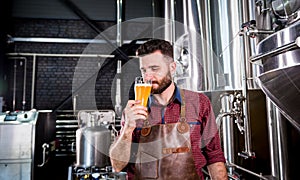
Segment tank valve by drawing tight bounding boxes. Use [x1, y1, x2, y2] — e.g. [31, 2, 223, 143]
[240, 20, 274, 38]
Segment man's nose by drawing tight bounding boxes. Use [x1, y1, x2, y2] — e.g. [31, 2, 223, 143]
[143, 73, 154, 81]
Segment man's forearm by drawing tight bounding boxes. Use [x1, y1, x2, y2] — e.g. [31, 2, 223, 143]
[207, 162, 228, 180]
[109, 130, 133, 172]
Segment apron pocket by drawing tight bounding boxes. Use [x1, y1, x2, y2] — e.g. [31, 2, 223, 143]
[138, 151, 158, 179]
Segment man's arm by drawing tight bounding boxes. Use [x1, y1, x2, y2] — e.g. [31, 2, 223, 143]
[109, 100, 148, 172]
[207, 162, 228, 180]
[109, 128, 134, 172]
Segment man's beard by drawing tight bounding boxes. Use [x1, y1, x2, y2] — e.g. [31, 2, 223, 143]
[151, 73, 172, 94]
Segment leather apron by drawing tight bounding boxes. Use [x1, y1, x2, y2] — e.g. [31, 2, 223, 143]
[134, 90, 201, 180]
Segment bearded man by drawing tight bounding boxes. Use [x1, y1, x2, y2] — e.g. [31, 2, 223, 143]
[109, 39, 228, 180]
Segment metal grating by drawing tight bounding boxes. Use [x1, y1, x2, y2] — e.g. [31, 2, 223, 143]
[55, 111, 77, 157]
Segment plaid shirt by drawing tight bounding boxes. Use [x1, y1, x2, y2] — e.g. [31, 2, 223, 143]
[121, 86, 225, 179]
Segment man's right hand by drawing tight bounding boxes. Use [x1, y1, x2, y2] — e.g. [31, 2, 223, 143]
[123, 100, 148, 131]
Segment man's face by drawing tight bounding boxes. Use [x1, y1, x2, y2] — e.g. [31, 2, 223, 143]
[139, 51, 176, 94]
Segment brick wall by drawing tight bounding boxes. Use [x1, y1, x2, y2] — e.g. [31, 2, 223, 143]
[5, 18, 141, 111]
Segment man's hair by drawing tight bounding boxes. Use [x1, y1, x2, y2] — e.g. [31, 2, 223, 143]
[136, 39, 173, 59]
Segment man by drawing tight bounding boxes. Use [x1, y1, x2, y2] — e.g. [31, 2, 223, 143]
[109, 39, 228, 180]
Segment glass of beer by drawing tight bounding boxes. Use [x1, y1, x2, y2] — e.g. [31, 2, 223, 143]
[134, 77, 152, 107]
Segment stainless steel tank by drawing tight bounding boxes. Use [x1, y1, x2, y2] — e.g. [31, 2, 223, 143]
[255, 21, 300, 131]
[271, 0, 300, 19]
[75, 125, 111, 168]
[168, 1, 258, 92]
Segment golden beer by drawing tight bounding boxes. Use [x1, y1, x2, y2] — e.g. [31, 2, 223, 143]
[134, 84, 152, 107]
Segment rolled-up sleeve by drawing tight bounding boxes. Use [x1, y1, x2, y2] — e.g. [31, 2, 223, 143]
[199, 94, 226, 165]
[202, 132, 226, 165]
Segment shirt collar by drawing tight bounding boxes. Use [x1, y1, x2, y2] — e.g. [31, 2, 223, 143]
[148, 84, 182, 108]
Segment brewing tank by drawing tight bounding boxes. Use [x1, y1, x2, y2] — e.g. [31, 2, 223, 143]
[75, 125, 111, 168]
[163, 0, 258, 92]
[256, 21, 300, 131]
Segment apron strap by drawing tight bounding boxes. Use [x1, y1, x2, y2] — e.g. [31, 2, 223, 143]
[179, 89, 186, 122]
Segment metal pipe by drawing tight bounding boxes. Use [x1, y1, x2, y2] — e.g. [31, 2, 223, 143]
[22, 58, 27, 110]
[9, 37, 114, 44]
[8, 57, 28, 111]
[228, 163, 268, 180]
[239, 0, 255, 158]
[114, 60, 122, 118]
[116, 0, 123, 47]
[7, 52, 126, 58]
[275, 103, 289, 180]
[266, 98, 280, 179]
[73, 94, 78, 119]
[163, 0, 175, 42]
[220, 93, 235, 175]
[170, 0, 175, 43]
[249, 36, 300, 62]
[31, 55, 36, 109]
[13, 59, 17, 111]
[266, 98, 290, 180]
[151, 0, 155, 17]
[204, 0, 214, 90]
[195, 0, 209, 90]
[8, 36, 144, 44]
[37, 143, 49, 167]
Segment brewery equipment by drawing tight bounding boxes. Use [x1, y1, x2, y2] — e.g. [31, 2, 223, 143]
[0, 109, 56, 180]
[0, 110, 38, 180]
[246, 1, 300, 179]
[254, 21, 300, 131]
[75, 110, 112, 168]
[69, 110, 125, 180]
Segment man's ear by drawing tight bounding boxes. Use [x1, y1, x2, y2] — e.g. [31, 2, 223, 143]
[169, 61, 176, 76]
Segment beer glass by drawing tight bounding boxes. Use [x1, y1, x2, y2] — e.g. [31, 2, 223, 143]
[134, 77, 152, 107]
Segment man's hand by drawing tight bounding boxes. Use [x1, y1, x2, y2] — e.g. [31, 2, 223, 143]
[123, 100, 148, 130]
[207, 162, 228, 180]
